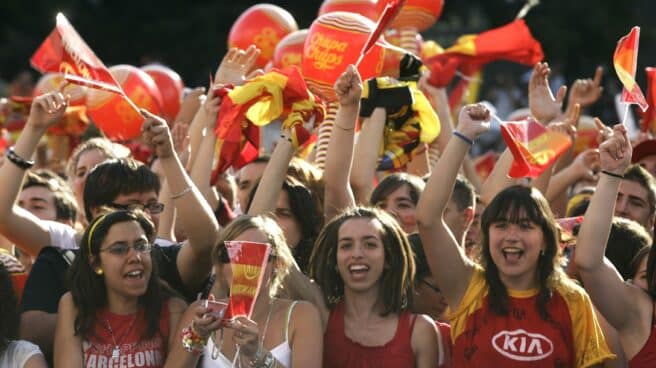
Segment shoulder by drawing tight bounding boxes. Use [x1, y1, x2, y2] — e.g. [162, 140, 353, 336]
[287, 300, 321, 325]
[3, 340, 43, 364]
[412, 314, 438, 336]
[410, 314, 439, 353]
[59, 291, 74, 308]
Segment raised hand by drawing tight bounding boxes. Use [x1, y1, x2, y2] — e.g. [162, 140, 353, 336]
[529, 62, 567, 124]
[200, 85, 223, 130]
[568, 66, 604, 108]
[569, 148, 600, 181]
[27, 92, 68, 131]
[175, 86, 206, 124]
[598, 123, 631, 175]
[334, 65, 363, 107]
[457, 103, 491, 140]
[141, 110, 175, 159]
[215, 45, 261, 86]
[593, 117, 614, 144]
[548, 103, 580, 139]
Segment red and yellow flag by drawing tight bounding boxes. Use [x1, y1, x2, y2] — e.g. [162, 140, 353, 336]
[500, 118, 572, 178]
[474, 151, 496, 181]
[641, 67, 656, 132]
[425, 19, 543, 87]
[613, 27, 649, 112]
[223, 241, 271, 320]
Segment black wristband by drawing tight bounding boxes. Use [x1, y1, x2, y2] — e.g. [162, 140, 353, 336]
[5, 147, 34, 170]
[601, 170, 624, 179]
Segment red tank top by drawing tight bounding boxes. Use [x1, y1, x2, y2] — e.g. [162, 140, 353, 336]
[629, 304, 656, 368]
[323, 301, 416, 368]
[83, 300, 170, 368]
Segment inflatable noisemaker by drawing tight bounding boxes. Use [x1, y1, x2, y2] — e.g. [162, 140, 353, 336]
[272, 30, 308, 70]
[377, 0, 443, 54]
[318, 0, 380, 22]
[228, 4, 299, 69]
[87, 65, 163, 141]
[302, 11, 385, 169]
[382, 29, 424, 78]
[142, 64, 184, 124]
[222, 241, 271, 320]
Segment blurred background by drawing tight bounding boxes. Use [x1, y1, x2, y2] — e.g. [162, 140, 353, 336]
[1, 0, 654, 122]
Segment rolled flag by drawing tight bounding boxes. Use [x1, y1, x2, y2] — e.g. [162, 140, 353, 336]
[222, 241, 271, 320]
[30, 13, 140, 114]
[613, 27, 649, 112]
[425, 19, 543, 87]
[500, 118, 572, 178]
[640, 67, 656, 132]
[355, 0, 405, 67]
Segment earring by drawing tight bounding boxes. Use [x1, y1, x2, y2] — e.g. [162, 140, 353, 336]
[95, 268, 104, 275]
[539, 249, 545, 257]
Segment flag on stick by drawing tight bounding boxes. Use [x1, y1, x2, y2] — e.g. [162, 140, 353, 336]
[613, 27, 649, 112]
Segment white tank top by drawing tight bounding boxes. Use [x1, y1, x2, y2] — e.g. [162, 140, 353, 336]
[202, 301, 297, 368]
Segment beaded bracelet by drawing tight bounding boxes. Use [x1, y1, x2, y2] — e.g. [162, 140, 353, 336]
[181, 325, 207, 355]
[453, 131, 474, 146]
[6, 147, 35, 170]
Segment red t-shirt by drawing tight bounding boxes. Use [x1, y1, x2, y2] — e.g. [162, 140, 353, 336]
[83, 300, 170, 368]
[629, 313, 656, 367]
[324, 300, 416, 368]
[449, 266, 613, 367]
[435, 321, 452, 368]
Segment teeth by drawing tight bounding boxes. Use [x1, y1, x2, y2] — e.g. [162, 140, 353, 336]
[126, 270, 142, 277]
[502, 248, 522, 254]
[349, 265, 368, 272]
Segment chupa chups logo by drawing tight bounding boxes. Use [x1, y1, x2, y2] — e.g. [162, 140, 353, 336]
[492, 329, 554, 361]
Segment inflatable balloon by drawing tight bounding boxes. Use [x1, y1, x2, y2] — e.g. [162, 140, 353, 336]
[378, 0, 444, 32]
[33, 73, 87, 106]
[228, 4, 298, 69]
[142, 64, 184, 123]
[381, 30, 423, 77]
[318, 0, 380, 22]
[86, 65, 163, 140]
[303, 11, 385, 101]
[272, 29, 308, 70]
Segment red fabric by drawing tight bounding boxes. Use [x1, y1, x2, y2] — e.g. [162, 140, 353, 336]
[359, 0, 404, 60]
[83, 301, 170, 367]
[436, 321, 453, 368]
[453, 292, 575, 367]
[629, 305, 656, 368]
[324, 301, 416, 367]
[223, 241, 271, 320]
[641, 67, 656, 132]
[426, 20, 543, 87]
[614, 27, 648, 112]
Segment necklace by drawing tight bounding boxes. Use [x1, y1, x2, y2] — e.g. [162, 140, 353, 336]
[103, 315, 137, 359]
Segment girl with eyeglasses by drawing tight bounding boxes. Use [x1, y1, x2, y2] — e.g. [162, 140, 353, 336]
[168, 215, 323, 368]
[53, 209, 187, 367]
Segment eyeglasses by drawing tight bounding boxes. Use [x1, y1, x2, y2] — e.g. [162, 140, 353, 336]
[420, 279, 441, 294]
[100, 241, 153, 256]
[111, 202, 165, 215]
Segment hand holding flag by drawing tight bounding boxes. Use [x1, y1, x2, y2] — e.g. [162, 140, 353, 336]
[598, 123, 632, 175]
[355, 0, 405, 68]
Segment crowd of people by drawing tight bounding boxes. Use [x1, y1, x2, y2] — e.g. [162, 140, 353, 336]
[0, 28, 655, 368]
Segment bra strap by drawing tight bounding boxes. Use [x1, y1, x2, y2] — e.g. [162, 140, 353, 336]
[285, 301, 299, 341]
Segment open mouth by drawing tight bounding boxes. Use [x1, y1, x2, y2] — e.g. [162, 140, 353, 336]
[124, 270, 144, 279]
[348, 264, 369, 278]
[501, 247, 524, 262]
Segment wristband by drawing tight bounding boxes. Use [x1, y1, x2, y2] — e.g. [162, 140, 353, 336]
[453, 131, 474, 146]
[5, 147, 35, 170]
[601, 170, 624, 179]
[181, 325, 207, 355]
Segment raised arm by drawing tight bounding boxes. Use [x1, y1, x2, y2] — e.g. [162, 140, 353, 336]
[350, 108, 385, 204]
[247, 131, 294, 215]
[0, 92, 67, 255]
[323, 65, 361, 220]
[416, 104, 490, 308]
[575, 124, 648, 332]
[141, 111, 219, 292]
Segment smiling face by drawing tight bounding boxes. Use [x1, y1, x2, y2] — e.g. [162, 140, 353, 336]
[95, 220, 152, 303]
[336, 217, 386, 294]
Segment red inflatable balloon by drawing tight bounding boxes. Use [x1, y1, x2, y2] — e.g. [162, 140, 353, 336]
[303, 11, 385, 101]
[142, 64, 184, 123]
[86, 65, 163, 140]
[318, 0, 380, 22]
[33, 73, 87, 106]
[228, 4, 298, 69]
[377, 0, 444, 31]
[273, 29, 308, 69]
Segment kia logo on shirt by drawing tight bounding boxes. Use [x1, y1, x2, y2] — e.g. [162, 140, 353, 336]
[491, 329, 554, 361]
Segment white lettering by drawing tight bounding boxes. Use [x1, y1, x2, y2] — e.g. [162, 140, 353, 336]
[135, 352, 145, 366]
[492, 329, 554, 362]
[528, 338, 544, 355]
[503, 335, 518, 352]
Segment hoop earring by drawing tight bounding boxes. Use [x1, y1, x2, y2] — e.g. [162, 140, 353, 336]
[95, 268, 104, 275]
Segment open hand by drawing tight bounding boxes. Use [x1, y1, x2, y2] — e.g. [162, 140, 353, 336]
[334, 65, 363, 107]
[529, 62, 567, 124]
[215, 46, 261, 86]
[27, 92, 68, 132]
[598, 123, 631, 175]
[457, 103, 491, 140]
[569, 148, 600, 181]
[547, 103, 580, 139]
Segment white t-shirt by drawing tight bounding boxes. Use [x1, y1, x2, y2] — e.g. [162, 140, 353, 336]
[44, 220, 78, 250]
[0, 340, 43, 368]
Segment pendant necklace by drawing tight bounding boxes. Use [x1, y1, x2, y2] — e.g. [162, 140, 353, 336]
[104, 315, 137, 359]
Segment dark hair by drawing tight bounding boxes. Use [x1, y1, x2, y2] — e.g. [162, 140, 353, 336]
[452, 175, 476, 211]
[480, 185, 564, 320]
[83, 158, 161, 222]
[23, 170, 78, 222]
[0, 264, 18, 355]
[408, 233, 430, 282]
[370, 173, 425, 206]
[68, 209, 165, 340]
[630, 246, 651, 281]
[246, 176, 322, 273]
[624, 164, 656, 212]
[606, 217, 652, 280]
[308, 207, 415, 315]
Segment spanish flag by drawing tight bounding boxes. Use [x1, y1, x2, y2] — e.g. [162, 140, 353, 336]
[214, 66, 325, 174]
[222, 241, 271, 320]
[613, 27, 649, 112]
[425, 19, 543, 87]
[641, 67, 656, 132]
[500, 118, 572, 178]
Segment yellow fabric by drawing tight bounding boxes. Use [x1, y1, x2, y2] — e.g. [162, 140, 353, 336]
[227, 72, 288, 127]
[446, 34, 478, 56]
